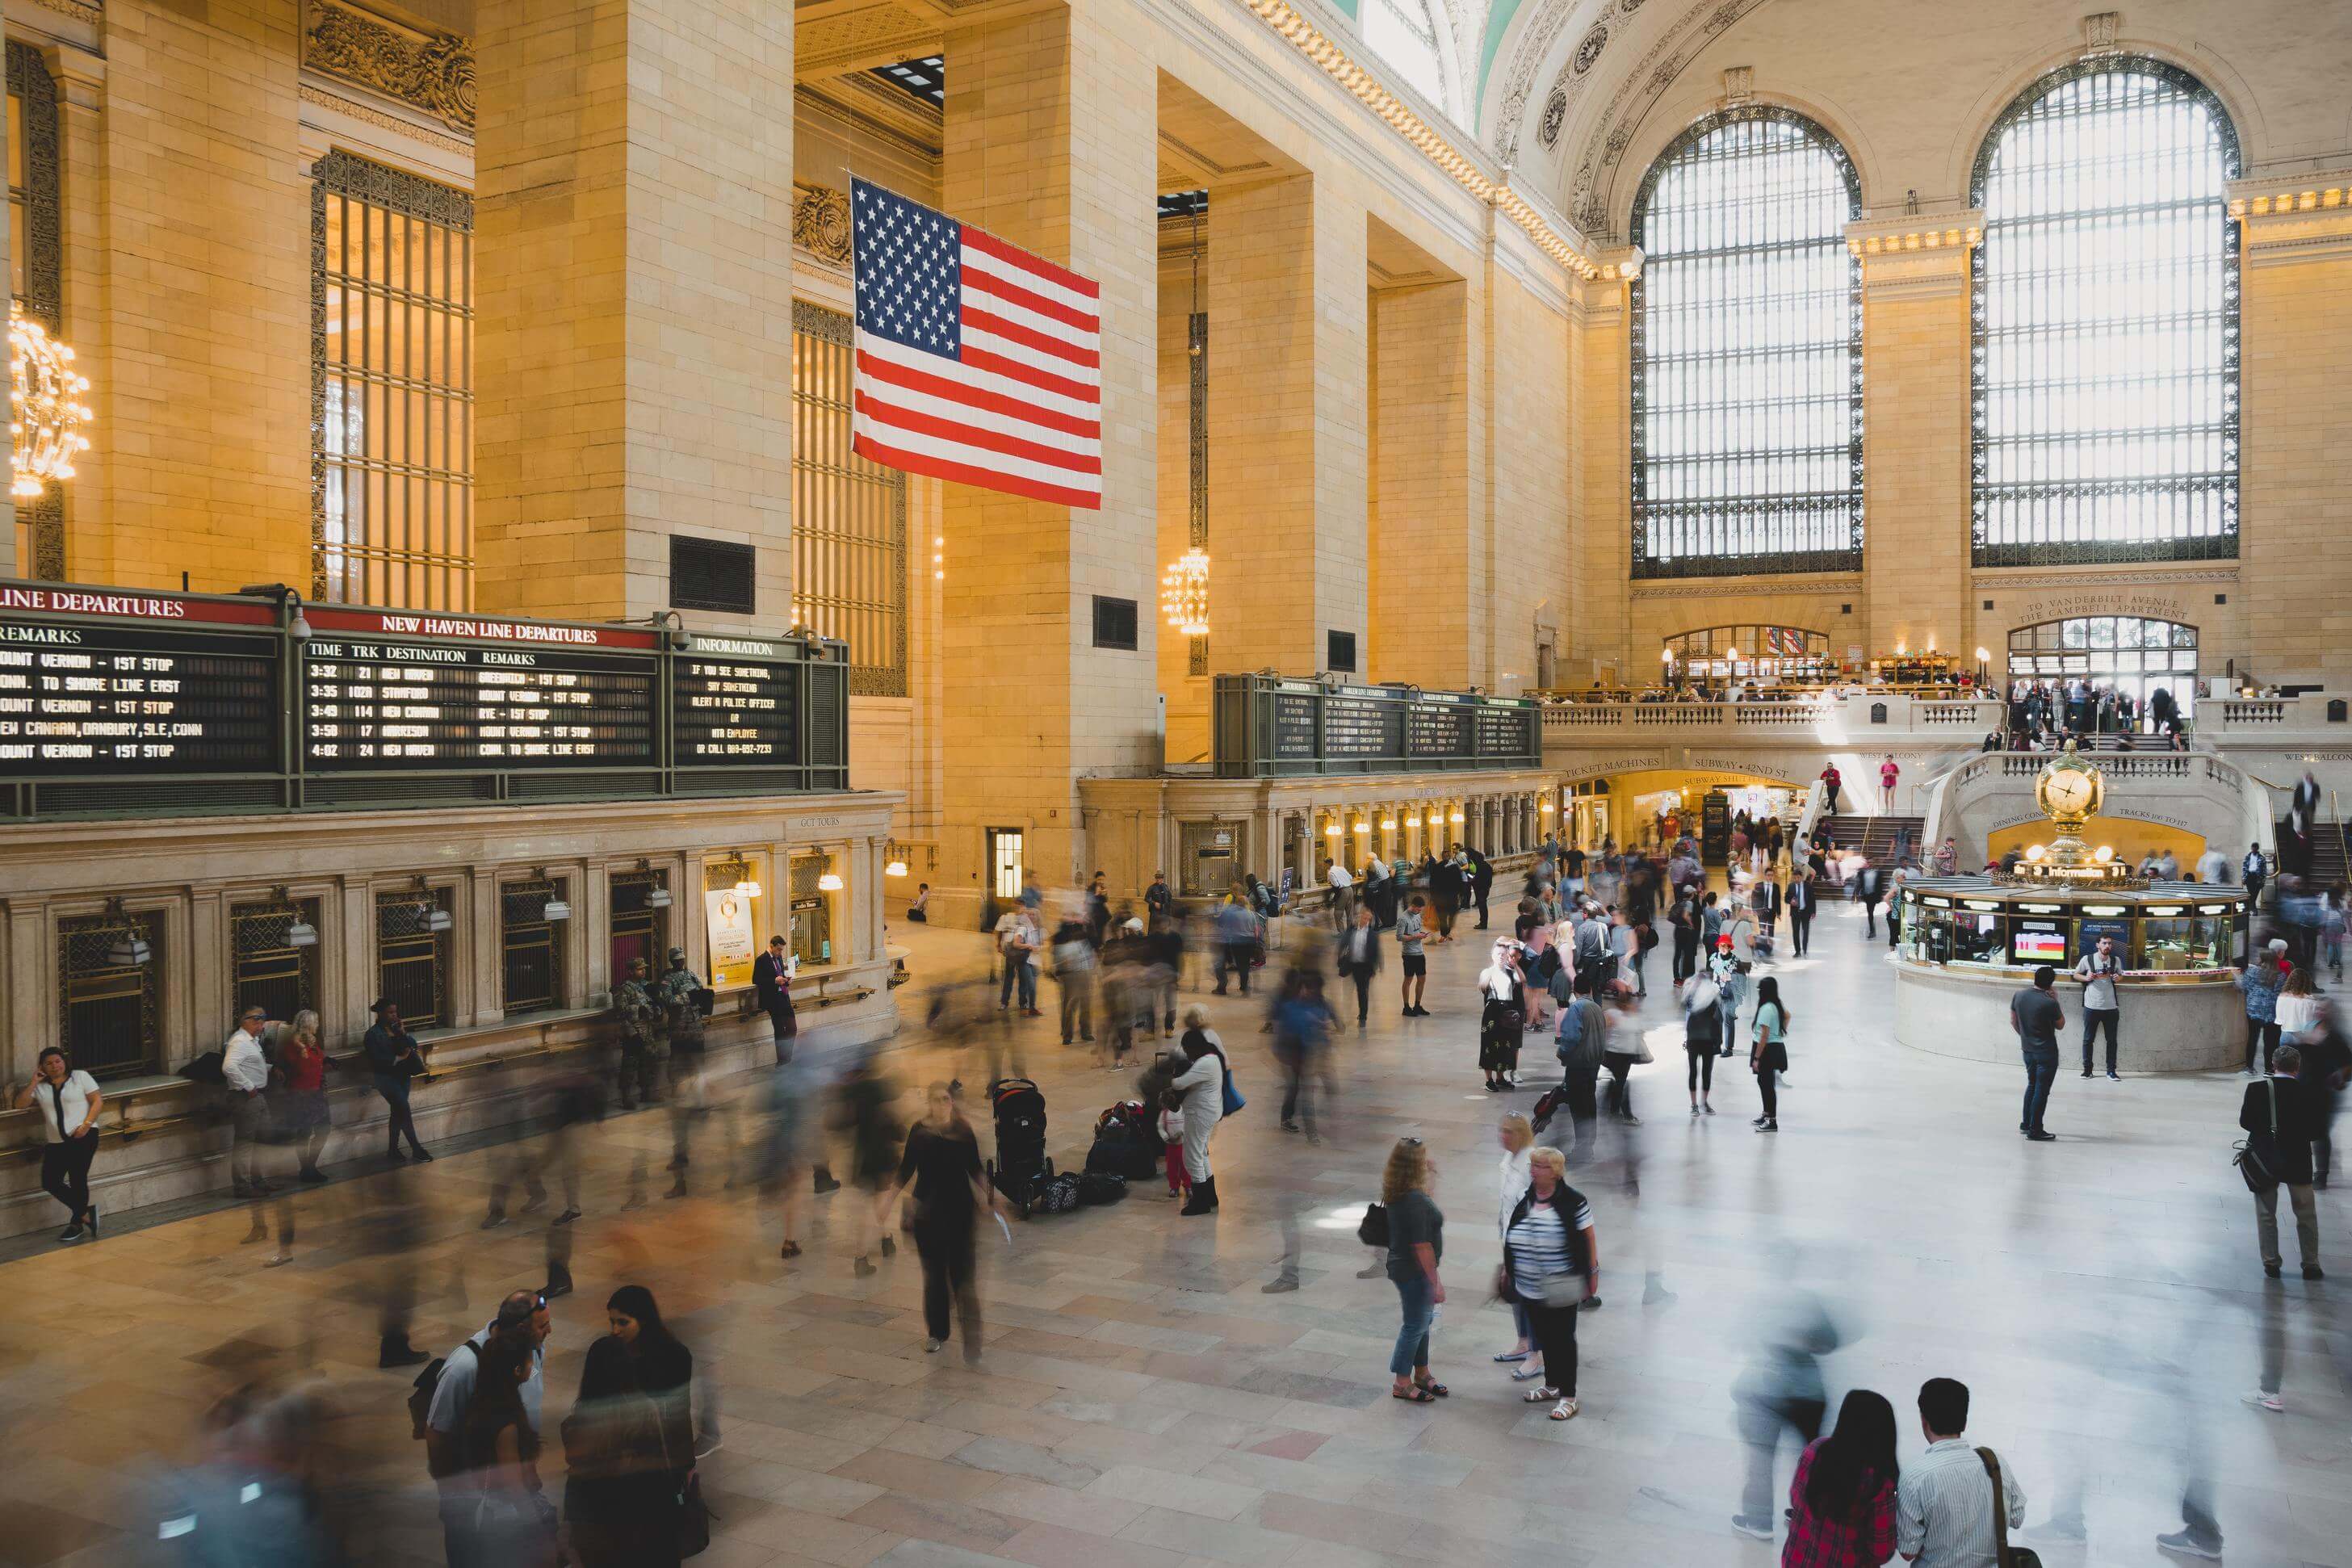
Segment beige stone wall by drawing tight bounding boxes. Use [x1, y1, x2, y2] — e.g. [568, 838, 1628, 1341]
[472, 0, 794, 631]
[1369, 277, 1471, 688]
[1857, 245, 1971, 661]
[65, 0, 311, 593]
[1485, 258, 1571, 694]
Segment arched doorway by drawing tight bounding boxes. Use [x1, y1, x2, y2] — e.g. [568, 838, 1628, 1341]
[2006, 616, 2199, 717]
[1664, 624, 1833, 684]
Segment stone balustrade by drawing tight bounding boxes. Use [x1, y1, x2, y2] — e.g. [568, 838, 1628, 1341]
[1540, 692, 2003, 741]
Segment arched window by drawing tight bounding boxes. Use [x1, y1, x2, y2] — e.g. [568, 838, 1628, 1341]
[1971, 59, 2241, 565]
[1362, 0, 1450, 116]
[1631, 108, 1863, 579]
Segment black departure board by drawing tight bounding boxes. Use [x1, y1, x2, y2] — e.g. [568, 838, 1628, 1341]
[1273, 693, 1319, 758]
[1323, 694, 1397, 757]
[301, 639, 657, 769]
[673, 640, 799, 765]
[1407, 702, 1471, 757]
[0, 623, 278, 774]
[1475, 706, 1534, 757]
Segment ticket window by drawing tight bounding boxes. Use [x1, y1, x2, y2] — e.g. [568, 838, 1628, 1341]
[1180, 822, 1237, 899]
[60, 912, 164, 1081]
[231, 899, 320, 1027]
[609, 871, 669, 985]
[790, 853, 835, 969]
[375, 887, 453, 1031]
[501, 879, 570, 1017]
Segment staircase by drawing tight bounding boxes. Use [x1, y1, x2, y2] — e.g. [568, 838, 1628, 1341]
[1813, 815, 1926, 895]
[2275, 817, 2350, 889]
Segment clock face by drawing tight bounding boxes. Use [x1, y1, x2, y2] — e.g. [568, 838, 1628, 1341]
[2044, 769, 2097, 816]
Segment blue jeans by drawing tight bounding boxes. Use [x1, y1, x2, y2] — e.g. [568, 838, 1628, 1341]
[2021, 1049, 2057, 1133]
[1390, 1271, 1434, 1377]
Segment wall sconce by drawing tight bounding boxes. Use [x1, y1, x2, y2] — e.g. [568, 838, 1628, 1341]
[1425, 813, 1441, 827]
[715, 853, 761, 900]
[1323, 822, 1342, 837]
[639, 857, 674, 909]
[410, 874, 453, 932]
[817, 871, 845, 892]
[530, 870, 572, 922]
[1380, 817, 1398, 831]
[1449, 810, 1465, 824]
[885, 858, 909, 878]
[101, 897, 151, 967]
[1540, 799, 1556, 813]
[1352, 820, 1371, 834]
[270, 886, 319, 947]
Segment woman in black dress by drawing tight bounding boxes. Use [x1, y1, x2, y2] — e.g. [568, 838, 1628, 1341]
[890, 1084, 997, 1360]
[1478, 941, 1528, 1092]
[563, 1284, 695, 1568]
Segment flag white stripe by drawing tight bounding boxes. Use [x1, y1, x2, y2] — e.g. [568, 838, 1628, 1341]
[958, 323, 1104, 387]
[857, 378, 1103, 460]
[958, 282, 1100, 353]
[853, 410, 1104, 496]
[961, 244, 1099, 320]
[855, 331, 1100, 423]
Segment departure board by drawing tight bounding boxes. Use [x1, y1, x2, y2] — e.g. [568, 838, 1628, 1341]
[0, 623, 278, 774]
[1322, 694, 1398, 758]
[1475, 706, 1535, 758]
[673, 636, 799, 765]
[1272, 692, 1319, 759]
[1407, 702, 1471, 757]
[301, 639, 658, 769]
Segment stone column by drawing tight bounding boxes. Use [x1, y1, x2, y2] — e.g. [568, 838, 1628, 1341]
[936, 2, 1159, 910]
[473, 0, 794, 629]
[1848, 217, 1977, 665]
[467, 869, 501, 1029]
[1569, 256, 1638, 675]
[1206, 174, 1369, 677]
[1369, 280, 1471, 686]
[2236, 178, 2352, 685]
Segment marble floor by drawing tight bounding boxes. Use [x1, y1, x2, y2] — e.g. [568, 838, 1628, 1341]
[0, 898, 2345, 1567]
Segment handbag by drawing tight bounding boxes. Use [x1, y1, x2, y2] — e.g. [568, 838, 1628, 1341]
[2233, 1078, 2281, 1194]
[1220, 1065, 1245, 1117]
[1975, 1448, 2040, 1568]
[1356, 1201, 1390, 1248]
[678, 1469, 715, 1557]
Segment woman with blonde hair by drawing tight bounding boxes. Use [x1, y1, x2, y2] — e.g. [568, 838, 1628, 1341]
[277, 1008, 332, 1183]
[1500, 1145, 1597, 1421]
[1379, 1136, 1449, 1402]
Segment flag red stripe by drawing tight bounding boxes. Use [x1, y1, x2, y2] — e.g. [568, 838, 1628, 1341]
[853, 431, 1101, 508]
[854, 390, 1103, 476]
[961, 304, 1101, 371]
[855, 348, 1102, 439]
[958, 342, 1098, 404]
[961, 227, 1100, 300]
[961, 262, 1101, 332]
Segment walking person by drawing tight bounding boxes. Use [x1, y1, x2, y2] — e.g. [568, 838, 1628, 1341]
[363, 998, 432, 1162]
[2296, 1001, 2349, 1189]
[1336, 904, 1383, 1033]
[1466, 845, 1495, 930]
[1669, 884, 1701, 983]
[2241, 1046, 2324, 1281]
[1211, 891, 1258, 997]
[1750, 975, 1788, 1133]
[1380, 1137, 1449, 1404]
[891, 1083, 996, 1360]
[1730, 1289, 1841, 1541]
[1879, 754, 1901, 813]
[2011, 965, 2064, 1141]
[1398, 895, 1432, 1017]
[834, 1049, 903, 1276]
[2275, 965, 2320, 1048]
[1681, 970, 1723, 1117]
[563, 1285, 696, 1568]
[1167, 1010, 1226, 1216]
[1556, 972, 1608, 1155]
[1273, 968, 1340, 1138]
[1501, 1146, 1597, 1422]
[1491, 1114, 1537, 1370]
[1430, 853, 1464, 941]
[1785, 869, 1816, 958]
[2243, 842, 2268, 908]
[1601, 984, 1646, 1124]
[462, 1332, 561, 1567]
[2240, 939, 2287, 1075]
[426, 1289, 551, 1568]
[1856, 857, 1885, 941]
[17, 1047, 102, 1242]
[1050, 911, 1096, 1046]
[1893, 1378, 2026, 1566]
[223, 1005, 279, 1198]
[1780, 1389, 1899, 1566]
[2073, 933, 2124, 1079]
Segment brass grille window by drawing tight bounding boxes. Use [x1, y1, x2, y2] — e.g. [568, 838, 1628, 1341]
[375, 886, 453, 1030]
[610, 869, 670, 983]
[501, 879, 569, 1017]
[314, 152, 476, 610]
[231, 898, 321, 1025]
[59, 912, 161, 1080]
[789, 853, 835, 970]
[792, 301, 908, 695]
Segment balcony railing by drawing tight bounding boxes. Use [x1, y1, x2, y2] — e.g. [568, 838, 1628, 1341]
[1541, 693, 2004, 740]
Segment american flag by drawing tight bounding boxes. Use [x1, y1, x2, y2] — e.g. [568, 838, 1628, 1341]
[849, 178, 1103, 509]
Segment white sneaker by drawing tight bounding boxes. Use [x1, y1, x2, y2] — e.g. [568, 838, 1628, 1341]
[2242, 1390, 2283, 1412]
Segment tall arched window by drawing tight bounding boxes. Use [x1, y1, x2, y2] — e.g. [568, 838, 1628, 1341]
[1631, 108, 1863, 578]
[1362, 0, 1451, 117]
[1971, 59, 2241, 565]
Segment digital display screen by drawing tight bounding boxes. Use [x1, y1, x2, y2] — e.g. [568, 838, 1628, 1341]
[0, 623, 278, 774]
[301, 639, 657, 769]
[2012, 923, 2069, 963]
[673, 646, 798, 765]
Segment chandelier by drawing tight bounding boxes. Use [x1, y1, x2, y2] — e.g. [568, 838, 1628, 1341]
[1160, 547, 1210, 638]
[10, 306, 92, 497]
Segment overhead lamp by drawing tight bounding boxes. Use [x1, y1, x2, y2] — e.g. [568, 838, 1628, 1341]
[736, 878, 763, 899]
[1426, 813, 1441, 827]
[102, 900, 151, 967]
[817, 871, 845, 892]
[1380, 818, 1398, 831]
[1662, 647, 1675, 663]
[1975, 647, 1991, 665]
[287, 916, 318, 947]
[1352, 820, 1371, 834]
[1449, 810, 1465, 824]
[885, 858, 909, 878]
[2093, 845, 2115, 864]
[2023, 844, 2047, 862]
[1540, 799, 1556, 813]
[647, 885, 673, 909]
[427, 905, 453, 932]
[1323, 822, 1342, 837]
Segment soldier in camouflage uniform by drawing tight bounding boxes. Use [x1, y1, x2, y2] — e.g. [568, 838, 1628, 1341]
[614, 956, 660, 1110]
[658, 946, 709, 1192]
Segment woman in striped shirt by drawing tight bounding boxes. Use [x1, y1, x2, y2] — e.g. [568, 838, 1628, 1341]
[1501, 1146, 1598, 1420]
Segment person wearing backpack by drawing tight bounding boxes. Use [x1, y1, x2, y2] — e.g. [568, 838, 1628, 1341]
[2241, 1045, 2323, 1280]
[423, 1289, 551, 1568]
[1681, 971, 1723, 1117]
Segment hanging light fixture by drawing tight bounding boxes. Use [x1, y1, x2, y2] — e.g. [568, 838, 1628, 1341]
[533, 871, 572, 922]
[817, 870, 845, 892]
[10, 305, 92, 497]
[102, 899, 151, 967]
[270, 886, 318, 948]
[1160, 547, 1211, 638]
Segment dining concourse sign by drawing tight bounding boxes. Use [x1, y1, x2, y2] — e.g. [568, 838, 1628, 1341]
[0, 582, 851, 820]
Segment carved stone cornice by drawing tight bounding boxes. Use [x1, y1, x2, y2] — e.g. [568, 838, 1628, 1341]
[299, 83, 476, 159]
[2228, 174, 2352, 270]
[303, 0, 475, 136]
[1846, 212, 1981, 302]
[794, 182, 852, 273]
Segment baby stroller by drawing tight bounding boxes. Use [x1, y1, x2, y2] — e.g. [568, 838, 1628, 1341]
[984, 1077, 1054, 1218]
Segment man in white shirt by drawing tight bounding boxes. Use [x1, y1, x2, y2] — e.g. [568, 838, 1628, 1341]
[1323, 857, 1355, 929]
[1897, 1377, 2024, 1567]
[426, 1289, 551, 1566]
[2196, 845, 2229, 886]
[222, 1006, 278, 1198]
[1362, 853, 1391, 929]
